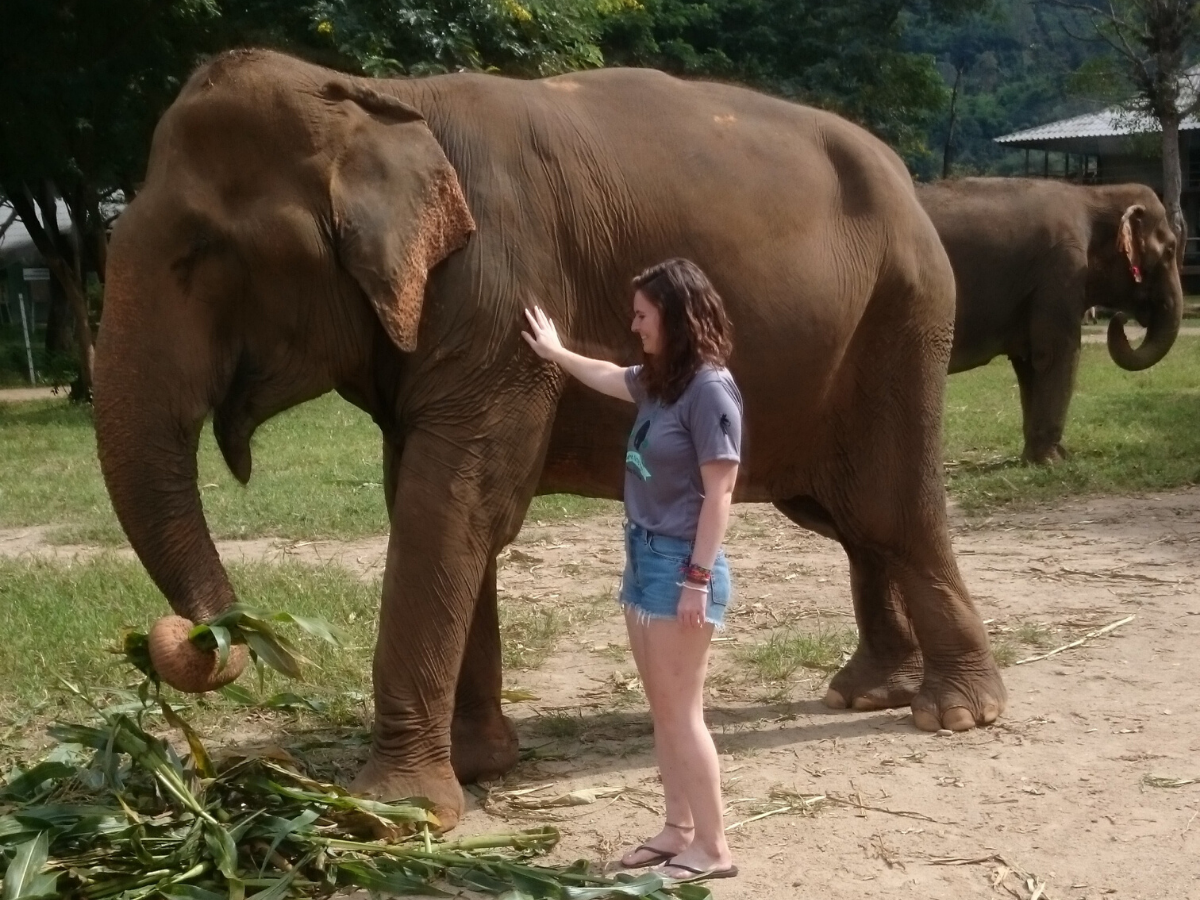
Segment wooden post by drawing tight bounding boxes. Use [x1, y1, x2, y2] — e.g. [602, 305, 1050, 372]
[17, 288, 36, 384]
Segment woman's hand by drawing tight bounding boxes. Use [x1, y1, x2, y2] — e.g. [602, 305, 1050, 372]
[522, 306, 565, 361]
[677, 582, 708, 628]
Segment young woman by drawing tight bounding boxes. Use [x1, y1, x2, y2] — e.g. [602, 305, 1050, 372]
[522, 258, 742, 881]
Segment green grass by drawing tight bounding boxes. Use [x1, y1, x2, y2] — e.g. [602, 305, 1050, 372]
[736, 627, 858, 683]
[0, 392, 613, 545]
[944, 337, 1200, 513]
[0, 556, 610, 720]
[2, 337, 1199, 546]
[990, 621, 1055, 668]
[0, 555, 382, 722]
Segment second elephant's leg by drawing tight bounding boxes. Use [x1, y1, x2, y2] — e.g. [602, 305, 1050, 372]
[1017, 319, 1083, 464]
[451, 558, 519, 782]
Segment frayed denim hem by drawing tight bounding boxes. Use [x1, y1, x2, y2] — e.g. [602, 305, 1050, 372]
[619, 598, 727, 632]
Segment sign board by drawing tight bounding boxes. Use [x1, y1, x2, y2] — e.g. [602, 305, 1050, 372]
[22, 267, 50, 282]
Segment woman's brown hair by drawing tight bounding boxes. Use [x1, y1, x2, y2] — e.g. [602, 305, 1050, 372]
[633, 258, 733, 404]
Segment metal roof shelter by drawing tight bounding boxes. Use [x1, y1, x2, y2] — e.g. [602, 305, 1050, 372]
[995, 108, 1200, 156]
[995, 64, 1200, 155]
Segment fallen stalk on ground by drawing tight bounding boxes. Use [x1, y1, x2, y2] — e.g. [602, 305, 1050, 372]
[1015, 615, 1134, 665]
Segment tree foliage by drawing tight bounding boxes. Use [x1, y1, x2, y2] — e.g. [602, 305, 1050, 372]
[1046, 0, 1200, 242]
[596, 0, 990, 161]
[5, 0, 1146, 391]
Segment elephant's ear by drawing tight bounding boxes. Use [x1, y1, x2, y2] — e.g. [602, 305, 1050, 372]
[1117, 204, 1146, 284]
[323, 80, 476, 352]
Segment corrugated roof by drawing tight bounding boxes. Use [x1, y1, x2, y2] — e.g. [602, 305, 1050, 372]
[995, 65, 1200, 145]
[996, 108, 1200, 143]
[0, 201, 73, 265]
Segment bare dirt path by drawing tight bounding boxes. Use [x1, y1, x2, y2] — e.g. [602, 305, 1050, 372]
[0, 386, 59, 402]
[3, 491, 1198, 899]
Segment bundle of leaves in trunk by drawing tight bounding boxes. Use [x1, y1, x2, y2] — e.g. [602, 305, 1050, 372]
[1, 679, 712, 899]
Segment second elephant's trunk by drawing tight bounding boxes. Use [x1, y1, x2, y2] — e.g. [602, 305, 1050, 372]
[1107, 278, 1183, 372]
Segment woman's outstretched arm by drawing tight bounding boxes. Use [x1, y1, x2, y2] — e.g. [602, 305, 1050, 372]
[522, 306, 633, 402]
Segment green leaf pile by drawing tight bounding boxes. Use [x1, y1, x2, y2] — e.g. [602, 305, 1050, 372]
[0, 634, 713, 900]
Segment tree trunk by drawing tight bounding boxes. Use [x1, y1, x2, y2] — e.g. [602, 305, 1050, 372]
[5, 181, 96, 398]
[44, 278, 75, 357]
[942, 65, 964, 180]
[46, 255, 96, 398]
[1162, 116, 1188, 268]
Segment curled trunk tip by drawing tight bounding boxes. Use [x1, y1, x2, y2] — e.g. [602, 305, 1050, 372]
[148, 615, 248, 693]
[1107, 306, 1180, 372]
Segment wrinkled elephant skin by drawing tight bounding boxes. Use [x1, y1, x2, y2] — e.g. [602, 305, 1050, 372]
[93, 50, 1005, 830]
[919, 178, 1184, 464]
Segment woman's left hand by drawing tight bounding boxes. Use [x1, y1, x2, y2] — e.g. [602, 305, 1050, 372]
[677, 583, 708, 628]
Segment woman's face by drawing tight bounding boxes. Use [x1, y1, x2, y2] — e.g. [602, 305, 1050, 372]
[631, 290, 663, 355]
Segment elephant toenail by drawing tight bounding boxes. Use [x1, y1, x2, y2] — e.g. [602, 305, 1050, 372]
[824, 688, 849, 710]
[912, 708, 941, 732]
[943, 707, 975, 731]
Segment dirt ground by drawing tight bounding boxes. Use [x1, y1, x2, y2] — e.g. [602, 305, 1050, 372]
[3, 490, 1199, 899]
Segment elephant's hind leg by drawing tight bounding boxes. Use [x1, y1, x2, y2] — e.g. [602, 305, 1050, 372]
[773, 498, 923, 710]
[827, 547, 923, 711]
[451, 557, 520, 782]
[812, 264, 1005, 731]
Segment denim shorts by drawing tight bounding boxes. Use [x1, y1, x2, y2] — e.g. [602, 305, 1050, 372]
[620, 521, 733, 628]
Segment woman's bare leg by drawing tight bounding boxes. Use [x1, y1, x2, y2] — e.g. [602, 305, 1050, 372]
[618, 607, 696, 866]
[639, 616, 731, 874]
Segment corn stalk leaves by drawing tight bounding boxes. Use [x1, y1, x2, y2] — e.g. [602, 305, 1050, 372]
[335, 859, 453, 896]
[256, 810, 320, 877]
[243, 630, 304, 681]
[1, 833, 57, 900]
[3, 632, 708, 900]
[159, 701, 215, 779]
[0, 763, 77, 803]
[159, 886, 225, 900]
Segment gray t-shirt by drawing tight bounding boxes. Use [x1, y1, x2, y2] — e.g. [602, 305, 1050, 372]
[623, 365, 743, 540]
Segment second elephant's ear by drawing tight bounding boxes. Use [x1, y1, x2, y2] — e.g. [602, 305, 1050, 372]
[324, 80, 476, 352]
[1117, 204, 1146, 283]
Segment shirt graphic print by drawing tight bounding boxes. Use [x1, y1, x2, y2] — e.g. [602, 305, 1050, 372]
[626, 416, 654, 481]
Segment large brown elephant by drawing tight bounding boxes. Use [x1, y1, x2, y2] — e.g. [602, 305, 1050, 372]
[917, 178, 1184, 464]
[94, 49, 1005, 829]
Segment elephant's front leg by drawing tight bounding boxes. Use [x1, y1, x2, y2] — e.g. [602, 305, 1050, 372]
[451, 558, 519, 782]
[1015, 287, 1086, 464]
[1011, 342, 1080, 464]
[352, 423, 547, 829]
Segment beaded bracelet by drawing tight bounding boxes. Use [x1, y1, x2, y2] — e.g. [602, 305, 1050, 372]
[683, 563, 712, 585]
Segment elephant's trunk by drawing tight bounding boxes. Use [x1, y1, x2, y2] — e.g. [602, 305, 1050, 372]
[94, 271, 247, 692]
[1107, 276, 1183, 372]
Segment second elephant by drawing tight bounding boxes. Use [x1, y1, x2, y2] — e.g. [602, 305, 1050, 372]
[918, 178, 1184, 464]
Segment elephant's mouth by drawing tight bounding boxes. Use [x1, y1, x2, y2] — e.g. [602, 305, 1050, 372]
[213, 353, 264, 485]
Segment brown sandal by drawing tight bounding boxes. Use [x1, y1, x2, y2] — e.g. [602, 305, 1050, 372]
[618, 823, 694, 869]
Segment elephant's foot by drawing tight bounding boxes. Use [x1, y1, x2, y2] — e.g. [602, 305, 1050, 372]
[1023, 441, 1068, 465]
[910, 653, 1007, 732]
[824, 646, 924, 712]
[351, 755, 464, 832]
[451, 711, 519, 783]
